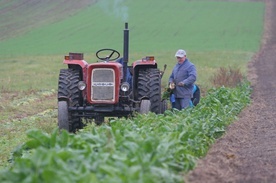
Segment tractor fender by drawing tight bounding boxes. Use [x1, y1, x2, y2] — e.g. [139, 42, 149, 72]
[63, 59, 88, 85]
[63, 59, 88, 69]
[132, 59, 158, 79]
[63, 53, 88, 69]
[132, 59, 157, 69]
[63, 53, 88, 83]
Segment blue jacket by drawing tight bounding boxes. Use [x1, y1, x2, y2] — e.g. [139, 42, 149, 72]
[169, 59, 197, 98]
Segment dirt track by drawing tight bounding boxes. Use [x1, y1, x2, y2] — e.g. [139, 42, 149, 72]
[187, 0, 276, 182]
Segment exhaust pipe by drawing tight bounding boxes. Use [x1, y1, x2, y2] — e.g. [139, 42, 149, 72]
[123, 22, 129, 82]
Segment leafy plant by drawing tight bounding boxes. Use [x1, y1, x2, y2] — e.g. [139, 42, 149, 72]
[0, 82, 251, 183]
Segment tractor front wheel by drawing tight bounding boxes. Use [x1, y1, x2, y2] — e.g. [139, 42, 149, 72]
[139, 99, 151, 114]
[58, 101, 69, 131]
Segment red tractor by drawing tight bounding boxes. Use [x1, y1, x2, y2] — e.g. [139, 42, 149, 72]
[58, 23, 167, 132]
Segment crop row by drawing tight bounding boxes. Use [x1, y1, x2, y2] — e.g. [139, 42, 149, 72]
[0, 83, 251, 183]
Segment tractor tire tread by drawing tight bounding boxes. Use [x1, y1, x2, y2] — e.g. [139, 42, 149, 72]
[137, 68, 161, 114]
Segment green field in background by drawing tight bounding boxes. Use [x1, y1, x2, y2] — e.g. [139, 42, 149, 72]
[0, 51, 253, 91]
[0, 1, 263, 56]
[0, 0, 264, 90]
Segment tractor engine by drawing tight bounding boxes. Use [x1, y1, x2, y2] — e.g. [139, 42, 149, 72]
[87, 63, 122, 104]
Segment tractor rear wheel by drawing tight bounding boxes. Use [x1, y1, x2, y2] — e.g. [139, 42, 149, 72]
[58, 69, 83, 133]
[137, 68, 161, 114]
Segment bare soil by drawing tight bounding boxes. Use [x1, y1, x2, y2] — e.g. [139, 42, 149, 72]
[187, 0, 276, 182]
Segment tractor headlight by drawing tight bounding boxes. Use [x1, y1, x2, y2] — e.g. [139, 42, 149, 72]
[78, 81, 86, 91]
[121, 82, 130, 92]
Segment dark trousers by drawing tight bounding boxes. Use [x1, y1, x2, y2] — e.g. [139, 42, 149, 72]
[174, 98, 190, 110]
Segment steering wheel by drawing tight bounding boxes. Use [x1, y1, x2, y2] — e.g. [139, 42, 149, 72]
[96, 48, 120, 61]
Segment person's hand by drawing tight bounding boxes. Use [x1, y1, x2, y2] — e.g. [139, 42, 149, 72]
[169, 82, 175, 89]
[178, 82, 184, 86]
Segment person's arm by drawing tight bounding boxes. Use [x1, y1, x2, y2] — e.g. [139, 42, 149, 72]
[182, 65, 197, 85]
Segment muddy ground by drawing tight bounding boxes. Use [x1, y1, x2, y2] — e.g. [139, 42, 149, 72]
[187, 0, 276, 182]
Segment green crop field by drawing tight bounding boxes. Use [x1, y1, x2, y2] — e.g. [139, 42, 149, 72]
[0, 84, 252, 182]
[0, 0, 264, 90]
[0, 0, 263, 55]
[0, 0, 264, 180]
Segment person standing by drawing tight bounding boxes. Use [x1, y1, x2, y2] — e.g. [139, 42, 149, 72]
[169, 49, 197, 110]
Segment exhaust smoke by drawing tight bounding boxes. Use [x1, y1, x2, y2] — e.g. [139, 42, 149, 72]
[98, 0, 129, 22]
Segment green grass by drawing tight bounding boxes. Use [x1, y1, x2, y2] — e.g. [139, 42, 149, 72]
[0, 0, 94, 41]
[0, 90, 57, 168]
[0, 50, 254, 92]
[0, 0, 264, 57]
[0, 56, 62, 91]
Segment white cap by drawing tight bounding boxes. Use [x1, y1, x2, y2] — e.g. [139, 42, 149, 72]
[175, 49, 186, 58]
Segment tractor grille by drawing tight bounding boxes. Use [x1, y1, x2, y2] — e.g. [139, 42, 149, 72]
[91, 68, 115, 102]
